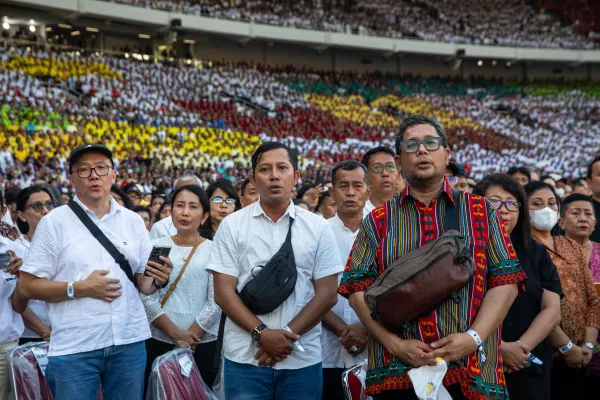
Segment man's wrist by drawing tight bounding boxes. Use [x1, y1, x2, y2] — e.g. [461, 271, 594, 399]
[559, 341, 573, 354]
[72, 281, 85, 298]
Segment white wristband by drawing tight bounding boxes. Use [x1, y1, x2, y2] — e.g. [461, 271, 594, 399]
[67, 282, 75, 299]
[283, 325, 305, 352]
[559, 341, 573, 354]
[466, 329, 482, 346]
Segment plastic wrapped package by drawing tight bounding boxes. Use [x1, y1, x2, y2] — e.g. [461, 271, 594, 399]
[342, 361, 373, 400]
[8, 342, 53, 400]
[8, 342, 103, 400]
[146, 347, 218, 400]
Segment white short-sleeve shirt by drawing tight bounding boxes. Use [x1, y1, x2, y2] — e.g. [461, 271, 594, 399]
[363, 199, 375, 217]
[0, 237, 27, 344]
[322, 214, 367, 368]
[149, 216, 176, 240]
[20, 196, 153, 356]
[207, 200, 343, 370]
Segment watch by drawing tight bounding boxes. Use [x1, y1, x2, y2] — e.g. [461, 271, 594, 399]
[584, 342, 595, 351]
[67, 282, 75, 299]
[153, 277, 169, 289]
[251, 324, 267, 341]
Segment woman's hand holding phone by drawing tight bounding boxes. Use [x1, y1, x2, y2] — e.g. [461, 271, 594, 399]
[145, 256, 173, 287]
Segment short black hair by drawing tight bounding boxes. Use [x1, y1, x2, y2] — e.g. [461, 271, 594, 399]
[155, 201, 171, 222]
[540, 175, 556, 184]
[395, 115, 447, 155]
[507, 166, 531, 183]
[15, 185, 56, 234]
[110, 185, 133, 210]
[572, 178, 587, 188]
[446, 162, 462, 177]
[251, 142, 297, 174]
[316, 191, 331, 212]
[361, 146, 395, 169]
[561, 193, 594, 217]
[297, 183, 316, 201]
[133, 205, 152, 218]
[240, 178, 252, 197]
[587, 155, 600, 179]
[4, 187, 20, 206]
[332, 160, 369, 187]
[473, 174, 531, 248]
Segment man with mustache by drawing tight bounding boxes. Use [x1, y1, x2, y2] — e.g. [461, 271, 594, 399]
[339, 115, 526, 400]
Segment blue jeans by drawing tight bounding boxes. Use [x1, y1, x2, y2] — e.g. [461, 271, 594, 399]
[224, 359, 323, 400]
[47, 341, 146, 400]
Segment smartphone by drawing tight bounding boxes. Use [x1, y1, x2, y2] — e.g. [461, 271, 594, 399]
[0, 252, 12, 271]
[145, 246, 172, 276]
[316, 176, 325, 187]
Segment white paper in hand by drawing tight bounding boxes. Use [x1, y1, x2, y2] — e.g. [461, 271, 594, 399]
[407, 358, 452, 400]
[178, 355, 193, 377]
[31, 347, 49, 377]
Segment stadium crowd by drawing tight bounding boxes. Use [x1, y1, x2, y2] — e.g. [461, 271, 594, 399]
[112, 0, 599, 48]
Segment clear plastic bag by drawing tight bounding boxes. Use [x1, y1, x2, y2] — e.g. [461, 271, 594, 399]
[342, 361, 373, 400]
[8, 341, 53, 400]
[145, 346, 218, 400]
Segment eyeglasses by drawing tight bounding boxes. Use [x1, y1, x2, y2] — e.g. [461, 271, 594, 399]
[370, 164, 398, 174]
[25, 201, 56, 212]
[447, 176, 458, 185]
[399, 137, 445, 153]
[489, 200, 521, 212]
[75, 165, 111, 178]
[211, 196, 236, 205]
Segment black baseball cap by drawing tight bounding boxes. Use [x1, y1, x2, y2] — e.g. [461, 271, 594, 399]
[69, 144, 114, 172]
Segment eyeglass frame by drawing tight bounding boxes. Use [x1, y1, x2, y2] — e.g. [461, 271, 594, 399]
[74, 165, 112, 178]
[399, 137, 446, 153]
[210, 196, 237, 205]
[24, 200, 56, 213]
[489, 200, 521, 212]
[369, 163, 398, 174]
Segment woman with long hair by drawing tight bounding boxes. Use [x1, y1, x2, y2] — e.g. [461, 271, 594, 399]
[142, 185, 221, 390]
[473, 174, 562, 400]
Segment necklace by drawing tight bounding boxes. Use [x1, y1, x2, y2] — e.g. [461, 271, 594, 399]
[172, 234, 203, 262]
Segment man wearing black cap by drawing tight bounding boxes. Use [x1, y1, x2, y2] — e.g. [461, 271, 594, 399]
[18, 144, 173, 400]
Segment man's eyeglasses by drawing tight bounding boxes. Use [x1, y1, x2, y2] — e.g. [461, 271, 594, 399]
[211, 196, 236, 205]
[25, 201, 56, 213]
[370, 164, 398, 174]
[489, 200, 521, 212]
[75, 165, 111, 178]
[399, 137, 445, 153]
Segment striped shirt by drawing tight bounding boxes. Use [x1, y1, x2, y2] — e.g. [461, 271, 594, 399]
[338, 178, 527, 400]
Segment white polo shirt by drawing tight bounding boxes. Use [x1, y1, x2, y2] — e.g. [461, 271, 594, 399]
[207, 200, 343, 370]
[20, 196, 152, 357]
[322, 214, 367, 369]
[0, 237, 27, 344]
[149, 216, 176, 240]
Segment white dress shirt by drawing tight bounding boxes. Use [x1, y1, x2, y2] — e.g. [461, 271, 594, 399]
[20, 196, 152, 357]
[141, 237, 220, 344]
[149, 216, 176, 240]
[207, 200, 343, 370]
[363, 199, 375, 217]
[15, 236, 50, 339]
[0, 238, 26, 344]
[322, 214, 367, 368]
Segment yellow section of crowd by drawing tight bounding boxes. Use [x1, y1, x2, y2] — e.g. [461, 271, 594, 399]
[0, 119, 260, 167]
[306, 93, 399, 128]
[0, 53, 122, 80]
[371, 95, 483, 131]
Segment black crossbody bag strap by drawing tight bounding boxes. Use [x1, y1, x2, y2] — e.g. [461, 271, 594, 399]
[68, 201, 137, 287]
[442, 190, 461, 233]
[213, 217, 294, 372]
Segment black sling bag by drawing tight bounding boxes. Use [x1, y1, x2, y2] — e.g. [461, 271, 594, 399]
[68, 201, 137, 288]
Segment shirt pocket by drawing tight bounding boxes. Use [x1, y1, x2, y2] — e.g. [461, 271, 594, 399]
[116, 239, 141, 274]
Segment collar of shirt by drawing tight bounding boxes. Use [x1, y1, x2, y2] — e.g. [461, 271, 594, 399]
[400, 177, 455, 206]
[250, 199, 296, 222]
[331, 213, 359, 235]
[73, 194, 122, 221]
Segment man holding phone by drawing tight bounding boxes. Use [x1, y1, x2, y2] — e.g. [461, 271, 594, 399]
[18, 144, 173, 400]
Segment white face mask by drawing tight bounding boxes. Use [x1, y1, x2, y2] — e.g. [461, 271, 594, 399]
[530, 207, 559, 231]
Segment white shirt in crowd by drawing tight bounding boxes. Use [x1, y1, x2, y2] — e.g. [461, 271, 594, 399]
[15, 236, 50, 339]
[207, 201, 343, 370]
[141, 236, 220, 344]
[363, 199, 375, 216]
[0, 237, 27, 344]
[149, 216, 177, 240]
[322, 214, 367, 369]
[20, 196, 153, 357]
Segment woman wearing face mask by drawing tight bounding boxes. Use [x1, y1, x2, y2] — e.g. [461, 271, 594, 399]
[559, 193, 600, 396]
[524, 181, 600, 400]
[474, 175, 562, 400]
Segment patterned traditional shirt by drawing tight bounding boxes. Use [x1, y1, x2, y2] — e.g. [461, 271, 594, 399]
[338, 178, 527, 400]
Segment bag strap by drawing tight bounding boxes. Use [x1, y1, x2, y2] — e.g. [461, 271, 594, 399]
[160, 239, 202, 308]
[280, 216, 294, 250]
[443, 190, 461, 233]
[68, 201, 137, 287]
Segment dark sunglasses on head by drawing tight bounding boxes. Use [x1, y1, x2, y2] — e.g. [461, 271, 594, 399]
[211, 196, 236, 204]
[25, 201, 56, 212]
